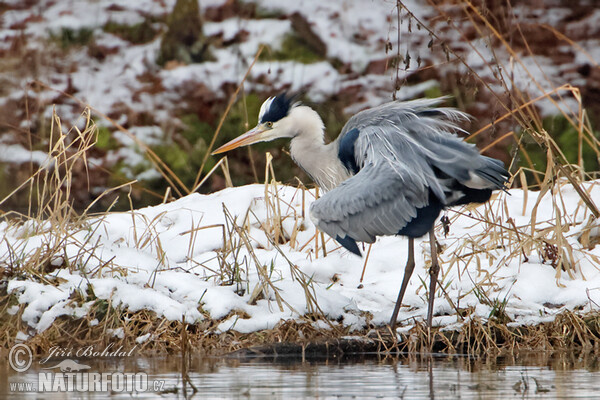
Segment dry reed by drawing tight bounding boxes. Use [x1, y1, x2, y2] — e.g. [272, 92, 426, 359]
[1, 0, 600, 359]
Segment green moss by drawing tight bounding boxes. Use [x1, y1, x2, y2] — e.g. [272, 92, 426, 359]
[108, 94, 352, 208]
[553, 116, 599, 170]
[50, 27, 94, 49]
[103, 20, 159, 44]
[311, 101, 346, 142]
[517, 114, 599, 174]
[92, 299, 110, 322]
[180, 114, 213, 145]
[0, 165, 11, 200]
[95, 126, 119, 150]
[260, 32, 325, 64]
[254, 7, 285, 19]
[143, 114, 216, 190]
[219, 93, 262, 141]
[423, 85, 443, 99]
[153, 143, 193, 176]
[106, 115, 216, 197]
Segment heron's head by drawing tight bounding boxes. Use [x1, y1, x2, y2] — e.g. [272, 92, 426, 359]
[212, 93, 298, 155]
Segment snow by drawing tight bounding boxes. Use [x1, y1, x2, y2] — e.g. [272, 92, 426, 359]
[3, 180, 600, 339]
[0, 0, 433, 134]
[1, 0, 595, 185]
[2, 0, 600, 342]
[1, 0, 176, 38]
[136, 333, 152, 343]
[0, 144, 49, 165]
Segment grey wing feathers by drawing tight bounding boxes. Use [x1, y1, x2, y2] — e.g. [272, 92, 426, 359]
[341, 97, 506, 193]
[474, 156, 510, 189]
[310, 161, 429, 243]
[340, 97, 466, 137]
[310, 97, 509, 244]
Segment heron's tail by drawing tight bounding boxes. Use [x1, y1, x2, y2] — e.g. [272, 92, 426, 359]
[445, 156, 510, 207]
[474, 156, 510, 190]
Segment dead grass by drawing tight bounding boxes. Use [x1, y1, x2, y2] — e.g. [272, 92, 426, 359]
[0, 110, 599, 357]
[3, 301, 600, 358]
[1, 0, 600, 358]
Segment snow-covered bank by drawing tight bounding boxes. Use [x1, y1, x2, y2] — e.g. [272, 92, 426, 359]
[3, 179, 600, 343]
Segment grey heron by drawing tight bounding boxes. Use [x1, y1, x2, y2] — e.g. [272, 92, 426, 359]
[213, 93, 509, 329]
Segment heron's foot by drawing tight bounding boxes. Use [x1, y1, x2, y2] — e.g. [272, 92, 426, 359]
[426, 229, 440, 327]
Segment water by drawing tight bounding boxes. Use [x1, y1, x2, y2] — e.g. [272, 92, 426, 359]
[2, 352, 599, 399]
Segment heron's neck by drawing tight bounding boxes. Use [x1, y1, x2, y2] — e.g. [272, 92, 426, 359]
[286, 106, 350, 192]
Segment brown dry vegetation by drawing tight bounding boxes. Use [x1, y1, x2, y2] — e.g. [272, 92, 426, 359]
[1, 0, 600, 358]
[2, 304, 600, 358]
[1, 0, 599, 211]
[1, 99, 599, 358]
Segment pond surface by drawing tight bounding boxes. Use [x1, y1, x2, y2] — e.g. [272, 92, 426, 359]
[2, 351, 599, 399]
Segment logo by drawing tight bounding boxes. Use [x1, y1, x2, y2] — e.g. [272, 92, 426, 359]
[9, 343, 33, 372]
[8, 344, 166, 393]
[42, 359, 91, 372]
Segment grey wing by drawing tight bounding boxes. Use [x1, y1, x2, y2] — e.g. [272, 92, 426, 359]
[310, 155, 432, 244]
[337, 98, 469, 205]
[340, 97, 465, 137]
[313, 97, 509, 248]
[340, 97, 507, 194]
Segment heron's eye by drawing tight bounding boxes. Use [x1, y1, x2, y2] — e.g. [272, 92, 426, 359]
[265, 121, 273, 128]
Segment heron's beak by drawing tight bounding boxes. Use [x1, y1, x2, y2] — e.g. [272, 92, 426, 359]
[212, 125, 270, 155]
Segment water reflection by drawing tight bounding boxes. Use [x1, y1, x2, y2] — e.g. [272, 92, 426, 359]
[2, 351, 599, 399]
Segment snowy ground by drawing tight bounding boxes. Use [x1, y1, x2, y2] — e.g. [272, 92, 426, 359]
[2, 0, 599, 169]
[4, 179, 600, 342]
[2, 0, 600, 345]
[0, 0, 413, 127]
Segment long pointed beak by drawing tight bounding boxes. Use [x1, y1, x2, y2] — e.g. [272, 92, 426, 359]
[212, 126, 268, 155]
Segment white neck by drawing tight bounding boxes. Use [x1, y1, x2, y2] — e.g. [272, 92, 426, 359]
[284, 106, 351, 191]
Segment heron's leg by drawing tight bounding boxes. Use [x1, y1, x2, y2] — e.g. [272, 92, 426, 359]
[426, 228, 439, 327]
[389, 238, 415, 330]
